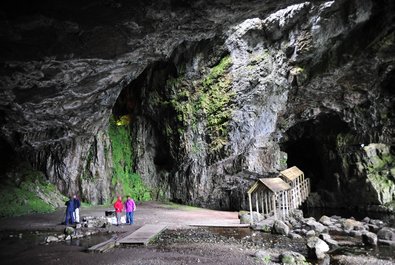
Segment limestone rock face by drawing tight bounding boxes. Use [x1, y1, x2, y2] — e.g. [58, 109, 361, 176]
[0, 0, 394, 208]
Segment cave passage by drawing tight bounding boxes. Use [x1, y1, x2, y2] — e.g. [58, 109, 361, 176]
[280, 114, 351, 197]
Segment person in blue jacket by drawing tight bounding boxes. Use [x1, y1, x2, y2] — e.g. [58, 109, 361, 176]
[65, 196, 75, 225]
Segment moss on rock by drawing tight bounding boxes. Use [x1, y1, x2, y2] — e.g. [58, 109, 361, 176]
[0, 165, 66, 217]
[364, 144, 395, 204]
[164, 55, 235, 152]
[108, 116, 151, 202]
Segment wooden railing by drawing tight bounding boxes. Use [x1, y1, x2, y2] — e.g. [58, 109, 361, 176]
[249, 178, 311, 223]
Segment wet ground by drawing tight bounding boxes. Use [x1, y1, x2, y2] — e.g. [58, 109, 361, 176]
[0, 202, 394, 265]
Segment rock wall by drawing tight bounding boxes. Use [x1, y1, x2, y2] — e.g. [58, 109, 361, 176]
[0, 0, 394, 209]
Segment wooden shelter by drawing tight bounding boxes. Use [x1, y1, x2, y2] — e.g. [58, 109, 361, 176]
[247, 166, 311, 224]
[247, 177, 291, 223]
[279, 166, 310, 209]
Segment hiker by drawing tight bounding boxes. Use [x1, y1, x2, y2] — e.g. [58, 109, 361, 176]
[124, 195, 136, 225]
[113, 196, 124, 226]
[73, 195, 81, 223]
[65, 196, 75, 225]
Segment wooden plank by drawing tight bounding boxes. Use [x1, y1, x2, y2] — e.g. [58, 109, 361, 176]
[117, 224, 167, 245]
[88, 237, 117, 253]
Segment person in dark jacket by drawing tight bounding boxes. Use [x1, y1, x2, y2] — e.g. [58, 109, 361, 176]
[65, 196, 75, 225]
[73, 195, 81, 223]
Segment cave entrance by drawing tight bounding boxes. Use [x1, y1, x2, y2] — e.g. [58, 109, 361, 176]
[280, 114, 351, 202]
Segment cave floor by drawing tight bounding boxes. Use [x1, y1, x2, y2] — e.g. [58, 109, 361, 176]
[0, 201, 241, 232]
[0, 201, 261, 265]
[1, 201, 394, 265]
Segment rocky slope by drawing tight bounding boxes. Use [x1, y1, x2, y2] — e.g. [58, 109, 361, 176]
[0, 0, 394, 210]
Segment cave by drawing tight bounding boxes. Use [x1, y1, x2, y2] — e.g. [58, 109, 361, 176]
[280, 114, 352, 205]
[0, 0, 393, 216]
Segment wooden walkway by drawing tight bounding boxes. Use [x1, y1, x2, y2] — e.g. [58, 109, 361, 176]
[117, 224, 167, 245]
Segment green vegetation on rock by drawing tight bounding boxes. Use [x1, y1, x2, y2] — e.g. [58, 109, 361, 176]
[0, 166, 65, 217]
[165, 55, 235, 152]
[109, 116, 151, 202]
[363, 144, 395, 204]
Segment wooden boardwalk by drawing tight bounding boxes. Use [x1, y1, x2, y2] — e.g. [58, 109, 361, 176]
[117, 224, 167, 245]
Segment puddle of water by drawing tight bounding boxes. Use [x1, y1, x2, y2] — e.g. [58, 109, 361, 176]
[206, 227, 251, 239]
[303, 207, 395, 227]
[63, 233, 114, 248]
[200, 227, 395, 261]
[0, 230, 113, 250]
[330, 244, 395, 261]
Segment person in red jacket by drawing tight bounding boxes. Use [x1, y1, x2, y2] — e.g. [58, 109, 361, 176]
[113, 196, 124, 226]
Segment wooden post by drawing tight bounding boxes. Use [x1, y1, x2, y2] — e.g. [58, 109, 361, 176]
[298, 177, 302, 206]
[292, 188, 296, 209]
[280, 192, 284, 220]
[264, 192, 268, 215]
[248, 193, 253, 224]
[255, 192, 259, 214]
[282, 191, 285, 220]
[272, 194, 277, 219]
[285, 190, 289, 218]
[261, 192, 264, 215]
[297, 177, 301, 204]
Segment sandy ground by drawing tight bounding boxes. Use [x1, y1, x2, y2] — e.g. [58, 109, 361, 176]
[0, 201, 261, 265]
[0, 201, 241, 231]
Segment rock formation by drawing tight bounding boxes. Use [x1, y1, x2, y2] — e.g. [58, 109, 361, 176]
[0, 0, 394, 210]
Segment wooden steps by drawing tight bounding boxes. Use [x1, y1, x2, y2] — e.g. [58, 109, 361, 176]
[117, 224, 167, 245]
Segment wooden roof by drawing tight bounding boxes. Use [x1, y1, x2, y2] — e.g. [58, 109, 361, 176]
[248, 177, 291, 194]
[280, 166, 303, 181]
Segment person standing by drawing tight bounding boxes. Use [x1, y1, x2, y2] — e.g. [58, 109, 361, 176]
[113, 196, 124, 226]
[124, 195, 136, 225]
[73, 195, 81, 223]
[65, 196, 75, 225]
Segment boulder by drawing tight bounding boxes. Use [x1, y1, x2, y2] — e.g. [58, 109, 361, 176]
[254, 249, 274, 263]
[252, 218, 274, 232]
[280, 251, 307, 264]
[306, 230, 316, 237]
[290, 209, 304, 221]
[319, 233, 338, 247]
[272, 220, 290, 235]
[45, 235, 59, 243]
[306, 219, 328, 233]
[307, 236, 330, 259]
[378, 239, 395, 246]
[64, 226, 75, 235]
[319, 215, 333, 226]
[240, 212, 263, 224]
[377, 227, 395, 241]
[289, 233, 303, 240]
[362, 231, 378, 246]
[342, 218, 364, 231]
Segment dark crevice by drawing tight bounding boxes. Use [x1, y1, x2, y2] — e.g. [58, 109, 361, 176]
[280, 114, 351, 197]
